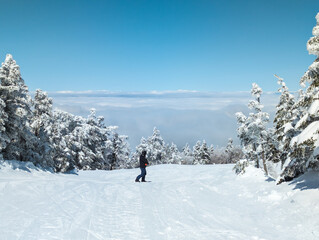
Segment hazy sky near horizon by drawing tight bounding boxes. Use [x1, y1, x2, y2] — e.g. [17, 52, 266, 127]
[1, 0, 318, 92]
[49, 90, 279, 149]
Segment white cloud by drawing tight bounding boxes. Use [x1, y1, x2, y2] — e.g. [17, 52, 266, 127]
[44, 90, 279, 149]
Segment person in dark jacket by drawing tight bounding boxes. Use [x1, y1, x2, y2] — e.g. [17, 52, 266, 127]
[135, 150, 149, 182]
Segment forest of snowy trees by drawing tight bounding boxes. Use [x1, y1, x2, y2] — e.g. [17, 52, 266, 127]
[235, 12, 319, 184]
[0, 54, 242, 172]
[0, 54, 132, 172]
[132, 128, 242, 166]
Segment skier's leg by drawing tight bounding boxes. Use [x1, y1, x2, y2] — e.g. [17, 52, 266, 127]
[141, 168, 147, 182]
[136, 168, 143, 181]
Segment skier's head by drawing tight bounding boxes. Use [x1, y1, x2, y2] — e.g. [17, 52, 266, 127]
[142, 150, 147, 156]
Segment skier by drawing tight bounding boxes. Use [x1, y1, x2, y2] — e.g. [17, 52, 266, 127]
[135, 150, 149, 182]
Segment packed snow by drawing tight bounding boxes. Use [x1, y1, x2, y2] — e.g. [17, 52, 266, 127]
[0, 161, 318, 240]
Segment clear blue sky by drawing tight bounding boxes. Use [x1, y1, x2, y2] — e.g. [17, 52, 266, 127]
[0, 0, 318, 92]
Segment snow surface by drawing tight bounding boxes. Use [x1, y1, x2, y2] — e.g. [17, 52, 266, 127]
[0, 161, 319, 240]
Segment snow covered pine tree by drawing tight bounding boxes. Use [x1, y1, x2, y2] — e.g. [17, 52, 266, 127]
[199, 140, 210, 164]
[147, 127, 166, 165]
[31, 89, 55, 168]
[225, 138, 235, 164]
[0, 92, 9, 160]
[279, 12, 319, 183]
[181, 143, 193, 164]
[109, 132, 131, 169]
[272, 75, 295, 168]
[0, 54, 39, 163]
[192, 140, 202, 165]
[166, 142, 181, 164]
[235, 83, 269, 174]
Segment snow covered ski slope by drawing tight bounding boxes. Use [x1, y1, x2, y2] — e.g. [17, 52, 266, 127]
[0, 161, 319, 240]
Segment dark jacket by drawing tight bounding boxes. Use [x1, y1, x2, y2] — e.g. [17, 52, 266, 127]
[139, 153, 149, 168]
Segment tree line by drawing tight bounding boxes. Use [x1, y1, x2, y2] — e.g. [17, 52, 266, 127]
[234, 12, 319, 184]
[132, 127, 243, 166]
[0, 54, 242, 172]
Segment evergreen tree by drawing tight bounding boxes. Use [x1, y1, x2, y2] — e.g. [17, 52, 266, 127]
[71, 109, 115, 170]
[225, 138, 234, 164]
[209, 144, 214, 163]
[193, 140, 202, 164]
[181, 143, 193, 164]
[167, 143, 181, 164]
[147, 127, 165, 165]
[0, 97, 9, 159]
[31, 89, 54, 168]
[279, 14, 319, 182]
[199, 140, 210, 164]
[182, 143, 191, 155]
[0, 54, 38, 162]
[272, 75, 295, 166]
[48, 110, 78, 172]
[68, 121, 96, 170]
[235, 83, 269, 174]
[110, 133, 131, 169]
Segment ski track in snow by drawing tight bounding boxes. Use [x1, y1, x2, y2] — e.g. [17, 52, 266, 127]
[0, 163, 319, 240]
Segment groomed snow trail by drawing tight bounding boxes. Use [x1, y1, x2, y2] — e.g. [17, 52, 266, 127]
[0, 162, 319, 240]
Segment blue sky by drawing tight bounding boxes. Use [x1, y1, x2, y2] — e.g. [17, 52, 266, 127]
[1, 0, 318, 92]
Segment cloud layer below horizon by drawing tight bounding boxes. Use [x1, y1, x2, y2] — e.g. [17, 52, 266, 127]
[45, 90, 280, 150]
